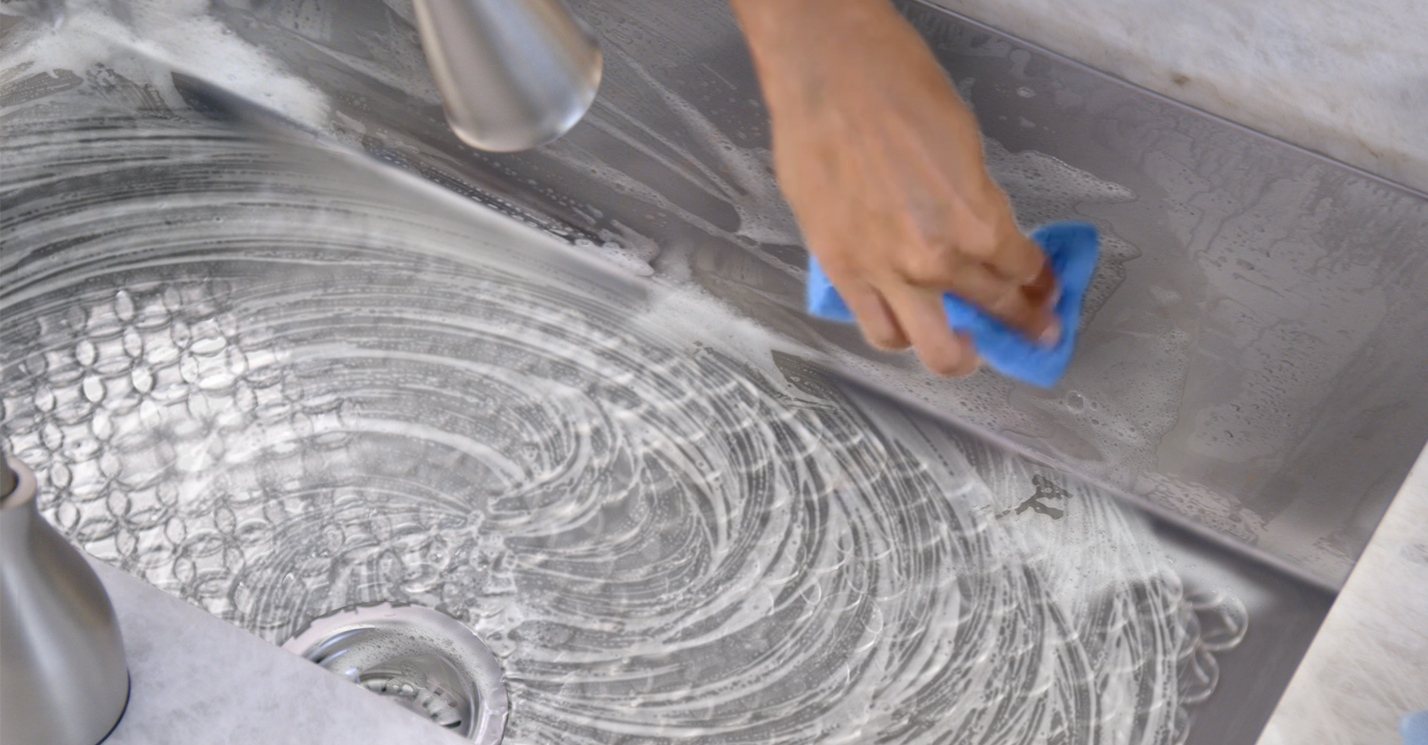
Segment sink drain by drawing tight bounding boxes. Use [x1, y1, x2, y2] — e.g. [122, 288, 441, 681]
[281, 603, 508, 743]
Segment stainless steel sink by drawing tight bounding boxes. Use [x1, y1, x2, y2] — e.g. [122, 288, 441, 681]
[84, 0, 1418, 589]
[2, 0, 1411, 742]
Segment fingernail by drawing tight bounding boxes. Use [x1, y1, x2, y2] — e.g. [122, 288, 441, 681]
[1039, 319, 1061, 346]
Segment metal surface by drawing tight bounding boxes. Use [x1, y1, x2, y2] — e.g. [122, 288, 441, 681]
[0, 7, 1345, 742]
[0, 0, 64, 26]
[282, 603, 508, 743]
[412, 0, 601, 151]
[163, 0, 1428, 587]
[1145, 517, 1331, 743]
[0, 455, 130, 745]
[1, 448, 15, 497]
[0, 89, 1288, 743]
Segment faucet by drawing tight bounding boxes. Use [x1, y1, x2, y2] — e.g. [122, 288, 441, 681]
[3, 0, 600, 151]
[1, 448, 129, 745]
[412, 0, 602, 152]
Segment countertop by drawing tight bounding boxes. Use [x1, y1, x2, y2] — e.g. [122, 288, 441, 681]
[92, 559, 467, 745]
[1255, 442, 1428, 745]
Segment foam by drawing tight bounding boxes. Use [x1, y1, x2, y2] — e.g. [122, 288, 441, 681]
[5, 0, 330, 129]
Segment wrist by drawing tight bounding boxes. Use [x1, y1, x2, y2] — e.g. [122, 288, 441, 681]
[731, 0, 917, 112]
[730, 0, 911, 69]
[729, 0, 897, 32]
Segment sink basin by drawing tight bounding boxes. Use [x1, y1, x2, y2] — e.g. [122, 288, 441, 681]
[60, 0, 1417, 589]
[0, 0, 1378, 742]
[1, 77, 1325, 745]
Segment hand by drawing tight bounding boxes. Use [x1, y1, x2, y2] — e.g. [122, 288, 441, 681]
[730, 0, 1059, 376]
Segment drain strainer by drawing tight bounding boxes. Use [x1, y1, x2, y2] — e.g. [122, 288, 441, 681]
[281, 603, 508, 743]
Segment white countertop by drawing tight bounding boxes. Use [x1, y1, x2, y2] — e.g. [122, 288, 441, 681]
[931, 0, 1428, 194]
[1255, 443, 1428, 745]
[93, 559, 467, 745]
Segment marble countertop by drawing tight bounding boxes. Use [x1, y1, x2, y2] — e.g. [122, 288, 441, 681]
[1254, 441, 1428, 745]
[92, 559, 468, 745]
[931, 0, 1428, 195]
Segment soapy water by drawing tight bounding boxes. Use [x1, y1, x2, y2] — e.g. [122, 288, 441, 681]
[0, 73, 1246, 744]
[17, 0, 1370, 589]
[4, 0, 1190, 503]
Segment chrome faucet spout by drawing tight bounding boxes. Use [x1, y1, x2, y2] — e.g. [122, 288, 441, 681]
[1, 450, 130, 745]
[412, 0, 602, 152]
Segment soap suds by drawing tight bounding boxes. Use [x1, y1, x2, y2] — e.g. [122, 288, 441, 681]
[3, 0, 329, 129]
[1, 89, 1240, 744]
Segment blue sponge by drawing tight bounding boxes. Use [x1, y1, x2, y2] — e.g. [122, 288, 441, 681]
[806, 221, 1100, 388]
[1404, 710, 1428, 745]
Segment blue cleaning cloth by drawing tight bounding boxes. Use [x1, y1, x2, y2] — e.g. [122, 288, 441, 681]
[1403, 710, 1428, 745]
[806, 221, 1100, 388]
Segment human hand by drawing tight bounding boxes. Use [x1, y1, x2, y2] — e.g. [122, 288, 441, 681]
[730, 0, 1058, 376]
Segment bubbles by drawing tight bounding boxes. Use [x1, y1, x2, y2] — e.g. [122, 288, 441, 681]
[0, 104, 1244, 744]
[3, 0, 331, 131]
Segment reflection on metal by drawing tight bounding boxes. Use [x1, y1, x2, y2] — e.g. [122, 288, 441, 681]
[143, 0, 1426, 587]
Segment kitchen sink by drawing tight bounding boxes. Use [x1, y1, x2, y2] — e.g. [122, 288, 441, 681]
[5, 0, 1416, 742]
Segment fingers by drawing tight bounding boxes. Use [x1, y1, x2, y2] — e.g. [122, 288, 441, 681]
[882, 285, 980, 377]
[896, 218, 1060, 342]
[822, 254, 1052, 374]
[828, 262, 1054, 377]
[834, 279, 910, 350]
[985, 231, 1050, 286]
[821, 269, 978, 376]
[931, 258, 1061, 343]
[1020, 262, 1060, 309]
[943, 195, 1046, 285]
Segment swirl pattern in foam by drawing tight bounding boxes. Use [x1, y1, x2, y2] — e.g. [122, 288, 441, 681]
[1, 102, 1239, 744]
